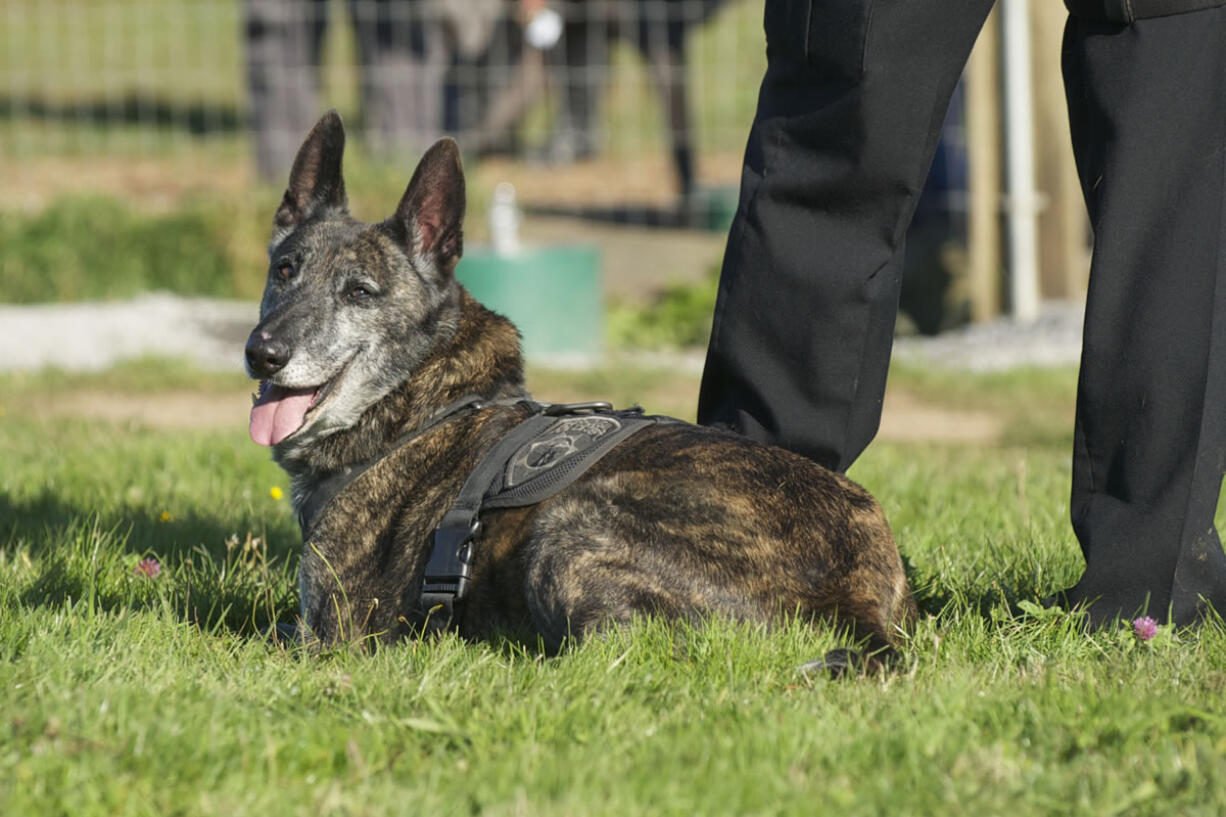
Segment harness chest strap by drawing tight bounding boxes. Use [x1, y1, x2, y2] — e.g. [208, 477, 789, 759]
[296, 393, 532, 533]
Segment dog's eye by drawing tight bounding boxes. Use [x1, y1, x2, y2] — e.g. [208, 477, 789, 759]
[348, 284, 372, 300]
[276, 262, 295, 281]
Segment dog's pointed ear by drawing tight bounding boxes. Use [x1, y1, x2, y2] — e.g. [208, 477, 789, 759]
[273, 110, 348, 237]
[385, 138, 466, 279]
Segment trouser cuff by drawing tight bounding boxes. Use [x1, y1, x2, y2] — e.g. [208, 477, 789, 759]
[1065, 0, 1225, 23]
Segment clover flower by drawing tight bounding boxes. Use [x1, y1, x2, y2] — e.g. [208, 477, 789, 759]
[134, 557, 161, 578]
[1132, 616, 1158, 642]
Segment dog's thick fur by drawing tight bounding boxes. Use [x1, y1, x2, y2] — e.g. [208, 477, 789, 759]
[246, 112, 917, 669]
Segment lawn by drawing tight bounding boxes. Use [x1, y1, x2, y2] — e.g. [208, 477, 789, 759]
[3, 359, 1226, 816]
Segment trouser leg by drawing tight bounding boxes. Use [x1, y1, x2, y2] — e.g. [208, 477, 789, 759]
[350, 0, 447, 155]
[553, 2, 608, 159]
[697, 0, 994, 471]
[636, 21, 694, 196]
[1062, 5, 1226, 625]
[631, 5, 695, 194]
[244, 0, 328, 181]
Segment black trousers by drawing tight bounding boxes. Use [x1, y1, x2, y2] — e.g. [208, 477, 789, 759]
[698, 0, 1226, 624]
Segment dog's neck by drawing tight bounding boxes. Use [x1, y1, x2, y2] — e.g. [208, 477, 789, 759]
[274, 287, 527, 484]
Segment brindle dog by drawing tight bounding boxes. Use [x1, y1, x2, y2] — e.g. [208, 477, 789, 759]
[246, 111, 916, 672]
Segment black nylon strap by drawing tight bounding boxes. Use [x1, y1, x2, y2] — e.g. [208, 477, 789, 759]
[419, 411, 560, 631]
[1065, 0, 1224, 22]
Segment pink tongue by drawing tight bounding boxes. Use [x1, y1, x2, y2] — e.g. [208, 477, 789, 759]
[249, 383, 317, 446]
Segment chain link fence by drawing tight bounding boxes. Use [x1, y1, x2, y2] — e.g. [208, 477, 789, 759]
[2, 0, 765, 204]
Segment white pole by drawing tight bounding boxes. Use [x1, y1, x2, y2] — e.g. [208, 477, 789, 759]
[1001, 0, 1041, 323]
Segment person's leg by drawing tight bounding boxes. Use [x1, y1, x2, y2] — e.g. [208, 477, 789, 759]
[349, 0, 447, 154]
[244, 0, 329, 181]
[1061, 2, 1226, 626]
[550, 1, 608, 161]
[697, 0, 994, 471]
[634, 7, 694, 196]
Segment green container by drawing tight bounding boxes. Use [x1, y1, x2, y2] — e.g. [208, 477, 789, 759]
[687, 186, 740, 233]
[457, 244, 603, 363]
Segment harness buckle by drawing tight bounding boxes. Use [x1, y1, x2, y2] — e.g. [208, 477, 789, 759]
[544, 401, 614, 416]
[423, 518, 481, 601]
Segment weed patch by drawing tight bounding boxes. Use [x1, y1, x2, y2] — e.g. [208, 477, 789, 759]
[0, 197, 254, 303]
[607, 267, 719, 350]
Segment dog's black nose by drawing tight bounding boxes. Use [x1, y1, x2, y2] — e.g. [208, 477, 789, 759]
[245, 331, 290, 378]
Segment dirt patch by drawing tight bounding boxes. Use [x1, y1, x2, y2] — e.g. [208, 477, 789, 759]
[475, 152, 744, 208]
[40, 389, 254, 431]
[523, 217, 726, 303]
[34, 385, 1003, 444]
[878, 390, 1002, 443]
[0, 151, 743, 212]
[0, 156, 253, 212]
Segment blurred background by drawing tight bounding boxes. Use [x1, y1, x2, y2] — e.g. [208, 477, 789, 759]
[0, 0, 1089, 369]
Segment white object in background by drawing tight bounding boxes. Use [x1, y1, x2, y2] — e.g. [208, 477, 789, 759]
[489, 182, 523, 256]
[1001, 0, 1041, 324]
[525, 7, 563, 50]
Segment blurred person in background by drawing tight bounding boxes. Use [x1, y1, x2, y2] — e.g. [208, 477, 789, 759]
[699, 0, 1226, 628]
[245, 0, 728, 202]
[532, 0, 727, 198]
[245, 0, 502, 180]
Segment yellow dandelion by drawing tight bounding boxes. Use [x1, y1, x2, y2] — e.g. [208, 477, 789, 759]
[270, 486, 284, 500]
[158, 510, 173, 523]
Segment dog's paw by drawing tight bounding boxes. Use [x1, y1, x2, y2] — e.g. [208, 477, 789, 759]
[261, 621, 313, 647]
[799, 646, 901, 679]
[799, 648, 864, 679]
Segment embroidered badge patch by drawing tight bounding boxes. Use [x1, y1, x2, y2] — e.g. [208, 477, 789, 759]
[503, 415, 623, 489]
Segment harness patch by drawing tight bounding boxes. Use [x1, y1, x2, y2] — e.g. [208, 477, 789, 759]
[481, 413, 647, 512]
[505, 415, 624, 488]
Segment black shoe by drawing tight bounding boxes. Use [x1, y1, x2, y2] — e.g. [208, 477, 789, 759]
[1044, 582, 1223, 631]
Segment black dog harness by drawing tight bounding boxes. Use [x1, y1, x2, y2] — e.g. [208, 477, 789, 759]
[296, 394, 674, 631]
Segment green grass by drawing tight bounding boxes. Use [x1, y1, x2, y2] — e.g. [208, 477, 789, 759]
[607, 266, 720, 351]
[4, 360, 1226, 816]
[0, 197, 248, 303]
